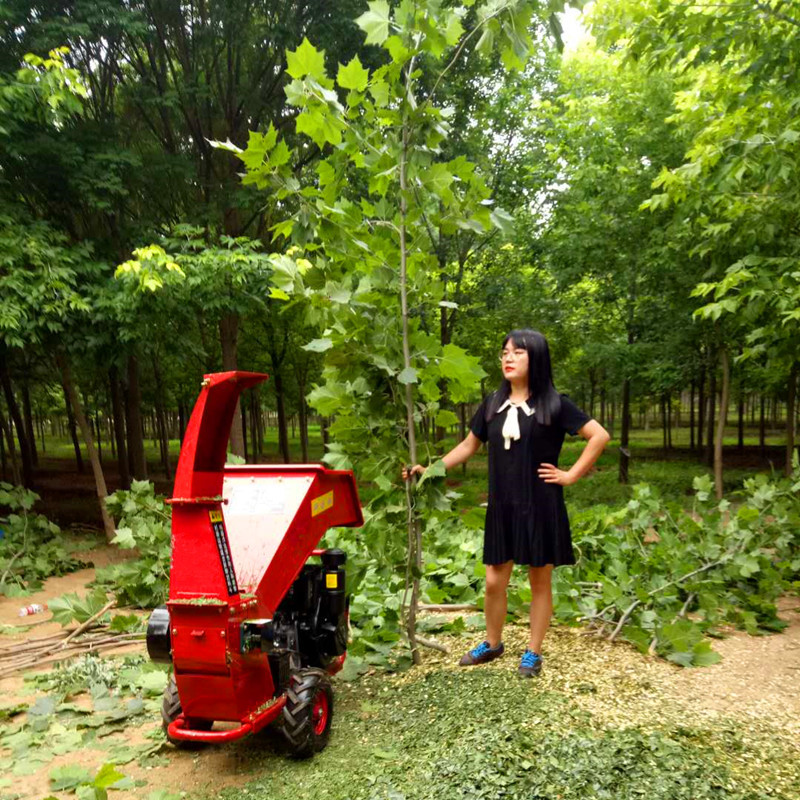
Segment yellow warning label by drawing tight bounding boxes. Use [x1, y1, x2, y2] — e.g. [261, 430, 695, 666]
[326, 573, 338, 589]
[209, 510, 223, 523]
[311, 490, 334, 517]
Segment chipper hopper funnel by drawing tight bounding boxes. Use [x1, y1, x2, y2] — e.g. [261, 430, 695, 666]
[147, 371, 363, 756]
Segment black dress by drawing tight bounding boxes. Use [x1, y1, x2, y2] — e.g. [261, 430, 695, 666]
[469, 392, 591, 567]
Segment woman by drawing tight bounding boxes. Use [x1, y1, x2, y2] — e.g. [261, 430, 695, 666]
[404, 329, 610, 677]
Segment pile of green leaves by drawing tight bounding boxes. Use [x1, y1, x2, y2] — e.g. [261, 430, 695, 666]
[0, 482, 88, 597]
[555, 464, 800, 665]
[0, 654, 171, 794]
[97, 481, 171, 607]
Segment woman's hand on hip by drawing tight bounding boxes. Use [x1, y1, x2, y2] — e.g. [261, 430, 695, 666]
[537, 463, 577, 486]
[402, 464, 426, 481]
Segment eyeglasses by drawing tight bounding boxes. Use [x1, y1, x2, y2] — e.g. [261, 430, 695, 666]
[499, 349, 527, 362]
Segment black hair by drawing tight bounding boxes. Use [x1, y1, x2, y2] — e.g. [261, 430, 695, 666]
[485, 329, 561, 425]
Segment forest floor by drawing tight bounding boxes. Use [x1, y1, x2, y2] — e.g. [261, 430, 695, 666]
[1, 551, 798, 800]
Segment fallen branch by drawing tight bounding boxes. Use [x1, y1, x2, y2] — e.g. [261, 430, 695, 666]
[415, 635, 450, 654]
[418, 603, 478, 612]
[62, 599, 116, 646]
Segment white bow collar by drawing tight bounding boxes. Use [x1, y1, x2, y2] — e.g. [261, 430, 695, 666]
[497, 398, 534, 417]
[497, 398, 534, 449]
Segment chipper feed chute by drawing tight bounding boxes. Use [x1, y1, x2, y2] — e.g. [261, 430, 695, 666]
[146, 371, 363, 757]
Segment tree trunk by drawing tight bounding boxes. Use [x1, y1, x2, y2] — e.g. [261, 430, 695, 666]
[759, 393, 766, 456]
[705, 366, 716, 468]
[151, 354, 172, 480]
[126, 354, 147, 480]
[0, 401, 20, 485]
[219, 313, 245, 457]
[619, 377, 631, 484]
[21, 382, 38, 468]
[273, 370, 291, 463]
[57, 353, 116, 541]
[60, 379, 84, 474]
[786, 362, 798, 477]
[399, 110, 422, 665]
[297, 382, 309, 463]
[714, 348, 730, 500]
[697, 366, 705, 453]
[661, 393, 668, 451]
[109, 367, 130, 490]
[689, 380, 695, 451]
[600, 385, 606, 427]
[0, 362, 34, 488]
[178, 399, 186, 444]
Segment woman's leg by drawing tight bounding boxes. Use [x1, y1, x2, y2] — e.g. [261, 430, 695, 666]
[527, 564, 554, 653]
[485, 561, 514, 647]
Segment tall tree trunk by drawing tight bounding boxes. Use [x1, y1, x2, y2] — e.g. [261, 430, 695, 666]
[689, 380, 695, 451]
[109, 367, 130, 490]
[786, 362, 798, 477]
[399, 111, 422, 665]
[151, 354, 172, 480]
[126, 354, 147, 480]
[619, 377, 631, 484]
[667, 393, 673, 450]
[57, 353, 115, 541]
[759, 393, 766, 456]
[0, 362, 34, 488]
[21, 382, 38, 468]
[178, 399, 186, 444]
[61, 380, 84, 474]
[697, 366, 705, 453]
[661, 393, 667, 451]
[0, 402, 20, 485]
[600, 385, 606, 427]
[714, 348, 730, 500]
[273, 370, 291, 463]
[705, 366, 717, 468]
[297, 381, 309, 463]
[737, 385, 745, 452]
[219, 313, 245, 457]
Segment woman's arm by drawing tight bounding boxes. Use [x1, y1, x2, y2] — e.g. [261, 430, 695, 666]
[403, 431, 483, 479]
[537, 420, 610, 486]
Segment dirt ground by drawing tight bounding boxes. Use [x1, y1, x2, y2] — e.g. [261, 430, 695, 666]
[1, 555, 798, 800]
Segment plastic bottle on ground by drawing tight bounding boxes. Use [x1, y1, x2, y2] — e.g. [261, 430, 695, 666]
[18, 603, 47, 617]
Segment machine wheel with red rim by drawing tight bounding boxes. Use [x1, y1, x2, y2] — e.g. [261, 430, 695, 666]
[280, 668, 334, 758]
[161, 675, 213, 749]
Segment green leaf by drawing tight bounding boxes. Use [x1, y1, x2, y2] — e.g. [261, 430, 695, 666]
[337, 56, 369, 92]
[398, 367, 418, 385]
[286, 38, 327, 81]
[303, 338, 333, 352]
[111, 526, 135, 549]
[435, 409, 459, 427]
[92, 764, 125, 790]
[50, 765, 92, 791]
[356, 1, 391, 45]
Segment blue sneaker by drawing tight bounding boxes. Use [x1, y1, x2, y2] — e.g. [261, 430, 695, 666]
[519, 649, 543, 677]
[459, 640, 504, 666]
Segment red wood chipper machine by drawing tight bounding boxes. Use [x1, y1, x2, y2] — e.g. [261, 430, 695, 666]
[146, 371, 363, 757]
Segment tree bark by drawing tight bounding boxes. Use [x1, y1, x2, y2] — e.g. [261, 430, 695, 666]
[126, 354, 147, 480]
[109, 367, 130, 490]
[705, 365, 716, 468]
[151, 353, 172, 480]
[0, 361, 34, 488]
[786, 362, 798, 477]
[273, 369, 291, 463]
[297, 382, 309, 463]
[714, 348, 730, 500]
[399, 108, 422, 665]
[219, 313, 245, 457]
[61, 380, 84, 474]
[0, 401, 20, 485]
[57, 353, 116, 541]
[759, 393, 766, 456]
[21, 382, 38, 468]
[689, 380, 695, 451]
[618, 376, 631, 484]
[697, 366, 705, 453]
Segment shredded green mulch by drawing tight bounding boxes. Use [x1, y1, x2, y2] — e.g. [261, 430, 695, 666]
[211, 622, 800, 800]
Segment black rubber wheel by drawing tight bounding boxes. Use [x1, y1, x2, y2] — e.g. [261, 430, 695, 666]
[161, 675, 213, 749]
[280, 668, 334, 759]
